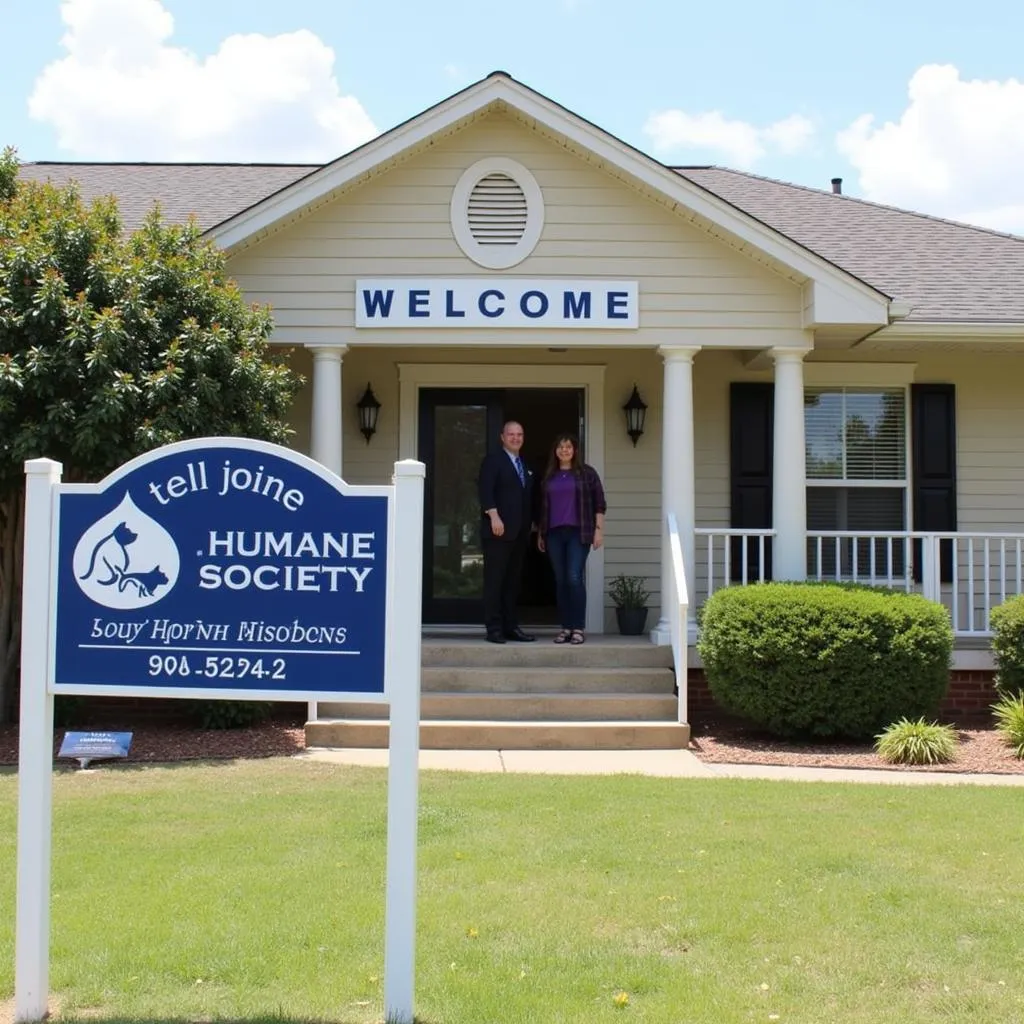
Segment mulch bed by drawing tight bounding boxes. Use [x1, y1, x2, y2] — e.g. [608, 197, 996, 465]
[0, 699, 306, 767]
[1, 701, 1021, 775]
[690, 715, 1024, 774]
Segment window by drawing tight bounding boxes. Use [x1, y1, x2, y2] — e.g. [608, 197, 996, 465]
[805, 387, 908, 578]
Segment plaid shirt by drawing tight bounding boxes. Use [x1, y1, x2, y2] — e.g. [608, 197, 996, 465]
[539, 464, 607, 546]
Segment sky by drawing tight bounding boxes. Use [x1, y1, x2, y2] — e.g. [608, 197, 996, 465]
[2, 0, 1024, 233]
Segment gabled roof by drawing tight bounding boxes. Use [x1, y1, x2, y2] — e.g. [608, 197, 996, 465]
[679, 167, 1024, 324]
[190, 73, 888, 330]
[18, 73, 1024, 327]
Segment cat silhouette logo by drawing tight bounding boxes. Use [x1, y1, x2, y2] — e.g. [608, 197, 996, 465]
[73, 492, 181, 609]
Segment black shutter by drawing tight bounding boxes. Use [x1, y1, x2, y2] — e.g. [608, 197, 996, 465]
[730, 383, 774, 581]
[912, 383, 957, 583]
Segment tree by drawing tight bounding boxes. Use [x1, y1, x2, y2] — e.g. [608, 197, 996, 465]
[0, 148, 301, 720]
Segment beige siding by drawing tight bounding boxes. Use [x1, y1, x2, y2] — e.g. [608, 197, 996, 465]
[229, 111, 803, 349]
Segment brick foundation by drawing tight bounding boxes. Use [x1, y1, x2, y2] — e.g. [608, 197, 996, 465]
[688, 668, 999, 722]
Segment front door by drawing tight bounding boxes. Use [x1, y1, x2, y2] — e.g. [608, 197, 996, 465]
[418, 387, 584, 624]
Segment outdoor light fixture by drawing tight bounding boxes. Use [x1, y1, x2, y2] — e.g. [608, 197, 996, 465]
[622, 384, 647, 447]
[357, 382, 381, 443]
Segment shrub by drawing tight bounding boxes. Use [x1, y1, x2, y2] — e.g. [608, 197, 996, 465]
[991, 693, 1024, 757]
[192, 700, 273, 730]
[990, 595, 1024, 699]
[698, 583, 953, 739]
[875, 718, 958, 765]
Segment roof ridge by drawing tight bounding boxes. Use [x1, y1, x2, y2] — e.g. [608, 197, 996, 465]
[673, 165, 1024, 245]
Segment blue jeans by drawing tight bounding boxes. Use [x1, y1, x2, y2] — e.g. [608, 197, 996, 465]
[545, 526, 590, 630]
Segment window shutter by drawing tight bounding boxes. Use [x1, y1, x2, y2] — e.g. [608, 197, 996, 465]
[730, 383, 773, 580]
[912, 384, 957, 583]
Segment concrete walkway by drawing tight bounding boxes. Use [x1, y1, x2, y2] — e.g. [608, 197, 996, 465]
[298, 747, 1024, 787]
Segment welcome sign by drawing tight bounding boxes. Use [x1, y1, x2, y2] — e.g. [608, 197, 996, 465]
[355, 278, 639, 329]
[52, 439, 390, 699]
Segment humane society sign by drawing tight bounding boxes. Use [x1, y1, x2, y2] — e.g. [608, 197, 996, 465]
[52, 438, 392, 699]
[17, 442, 425, 1024]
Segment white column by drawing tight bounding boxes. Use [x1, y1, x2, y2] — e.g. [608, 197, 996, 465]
[651, 346, 700, 645]
[307, 345, 347, 477]
[772, 347, 808, 580]
[306, 345, 346, 723]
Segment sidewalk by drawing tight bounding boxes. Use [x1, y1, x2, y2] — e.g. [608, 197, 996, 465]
[298, 747, 1024, 786]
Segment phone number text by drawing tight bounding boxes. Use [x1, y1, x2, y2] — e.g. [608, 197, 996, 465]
[148, 654, 286, 680]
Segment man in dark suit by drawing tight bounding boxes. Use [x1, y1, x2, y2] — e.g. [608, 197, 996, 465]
[478, 420, 536, 643]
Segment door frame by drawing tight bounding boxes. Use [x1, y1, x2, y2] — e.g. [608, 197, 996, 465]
[398, 363, 607, 633]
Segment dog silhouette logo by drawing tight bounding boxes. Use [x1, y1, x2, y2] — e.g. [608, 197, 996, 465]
[73, 493, 180, 609]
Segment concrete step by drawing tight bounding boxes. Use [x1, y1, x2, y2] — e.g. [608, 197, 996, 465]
[318, 667, 675, 707]
[421, 639, 672, 670]
[306, 719, 691, 750]
[319, 692, 678, 722]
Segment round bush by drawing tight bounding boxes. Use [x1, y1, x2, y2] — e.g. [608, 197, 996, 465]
[698, 583, 953, 739]
[990, 595, 1024, 699]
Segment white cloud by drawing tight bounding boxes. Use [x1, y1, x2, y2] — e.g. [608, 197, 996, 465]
[643, 108, 814, 168]
[838, 64, 1024, 234]
[29, 0, 379, 162]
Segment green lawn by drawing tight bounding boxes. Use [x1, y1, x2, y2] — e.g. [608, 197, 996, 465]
[1, 759, 1022, 1024]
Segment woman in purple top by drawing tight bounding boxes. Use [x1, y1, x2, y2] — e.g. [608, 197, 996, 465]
[537, 433, 607, 645]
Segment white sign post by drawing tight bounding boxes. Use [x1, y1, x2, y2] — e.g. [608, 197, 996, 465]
[15, 446, 425, 1024]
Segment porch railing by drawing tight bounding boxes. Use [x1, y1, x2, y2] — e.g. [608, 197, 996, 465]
[694, 528, 774, 607]
[666, 513, 689, 726]
[807, 531, 914, 590]
[937, 532, 1024, 636]
[693, 528, 1024, 638]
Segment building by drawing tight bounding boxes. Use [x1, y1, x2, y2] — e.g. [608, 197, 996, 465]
[21, 73, 1024, 740]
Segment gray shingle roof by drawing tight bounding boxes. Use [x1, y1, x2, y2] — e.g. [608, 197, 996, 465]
[16, 163, 316, 236]
[678, 167, 1024, 323]
[17, 161, 1024, 324]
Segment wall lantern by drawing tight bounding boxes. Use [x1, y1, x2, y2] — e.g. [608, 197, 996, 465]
[357, 382, 381, 443]
[622, 384, 647, 447]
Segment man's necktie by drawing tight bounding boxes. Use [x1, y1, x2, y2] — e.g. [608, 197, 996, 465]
[514, 456, 525, 486]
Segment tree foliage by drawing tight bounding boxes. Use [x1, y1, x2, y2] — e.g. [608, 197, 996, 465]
[0, 147, 301, 719]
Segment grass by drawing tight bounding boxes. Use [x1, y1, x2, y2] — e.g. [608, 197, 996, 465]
[1, 760, 1023, 1023]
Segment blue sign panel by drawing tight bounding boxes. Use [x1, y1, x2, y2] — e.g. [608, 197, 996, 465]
[58, 731, 133, 764]
[52, 440, 389, 698]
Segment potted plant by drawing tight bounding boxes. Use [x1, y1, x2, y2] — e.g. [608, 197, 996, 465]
[608, 574, 651, 636]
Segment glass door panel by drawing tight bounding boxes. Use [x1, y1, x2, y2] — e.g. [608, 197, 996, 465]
[419, 389, 503, 623]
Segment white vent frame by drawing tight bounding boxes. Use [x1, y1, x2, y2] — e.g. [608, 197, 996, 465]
[451, 157, 544, 269]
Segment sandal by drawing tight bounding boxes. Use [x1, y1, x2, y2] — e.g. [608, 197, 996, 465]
[569, 630, 586, 645]
[553, 629, 572, 644]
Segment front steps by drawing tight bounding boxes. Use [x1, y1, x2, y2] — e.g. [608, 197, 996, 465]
[305, 635, 690, 751]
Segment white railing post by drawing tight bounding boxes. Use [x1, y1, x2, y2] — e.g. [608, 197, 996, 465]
[920, 533, 940, 603]
[667, 513, 688, 727]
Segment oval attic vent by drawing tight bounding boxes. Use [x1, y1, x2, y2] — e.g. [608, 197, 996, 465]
[467, 172, 528, 246]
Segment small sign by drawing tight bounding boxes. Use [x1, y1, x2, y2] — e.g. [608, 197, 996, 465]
[51, 439, 391, 701]
[58, 730, 133, 768]
[355, 278, 639, 329]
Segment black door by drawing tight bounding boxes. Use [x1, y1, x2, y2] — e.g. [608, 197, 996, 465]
[418, 387, 584, 624]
